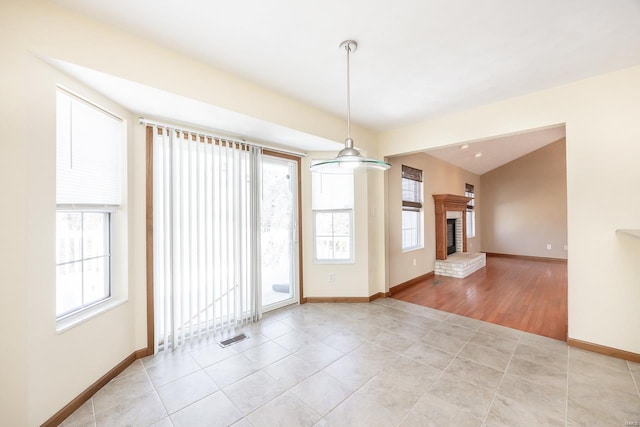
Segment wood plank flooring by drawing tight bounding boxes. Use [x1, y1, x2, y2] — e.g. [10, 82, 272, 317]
[392, 255, 568, 341]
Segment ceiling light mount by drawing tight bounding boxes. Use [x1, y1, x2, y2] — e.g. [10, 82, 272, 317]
[310, 40, 390, 173]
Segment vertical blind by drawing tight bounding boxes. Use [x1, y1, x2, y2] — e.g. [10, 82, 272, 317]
[152, 126, 263, 352]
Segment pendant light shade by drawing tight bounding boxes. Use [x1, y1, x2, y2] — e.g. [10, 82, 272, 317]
[310, 40, 390, 174]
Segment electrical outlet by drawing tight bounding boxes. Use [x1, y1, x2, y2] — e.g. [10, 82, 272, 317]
[328, 273, 335, 283]
[412, 258, 417, 267]
[546, 244, 552, 250]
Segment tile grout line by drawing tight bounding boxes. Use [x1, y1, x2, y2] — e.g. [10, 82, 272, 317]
[564, 346, 570, 427]
[627, 361, 640, 399]
[478, 328, 522, 426]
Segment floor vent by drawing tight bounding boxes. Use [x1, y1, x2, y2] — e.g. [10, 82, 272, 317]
[218, 333, 248, 348]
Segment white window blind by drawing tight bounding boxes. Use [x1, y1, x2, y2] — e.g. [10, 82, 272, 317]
[56, 90, 123, 206]
[311, 164, 354, 262]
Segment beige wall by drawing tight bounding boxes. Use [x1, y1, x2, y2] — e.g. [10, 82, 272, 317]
[1, 0, 382, 424]
[387, 152, 481, 287]
[379, 66, 640, 355]
[481, 138, 567, 259]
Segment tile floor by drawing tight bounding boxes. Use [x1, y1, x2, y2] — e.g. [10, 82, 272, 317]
[61, 298, 640, 427]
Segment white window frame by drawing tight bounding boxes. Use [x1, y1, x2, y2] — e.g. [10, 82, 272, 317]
[55, 88, 127, 332]
[56, 208, 114, 320]
[465, 183, 476, 238]
[401, 165, 424, 252]
[312, 208, 354, 264]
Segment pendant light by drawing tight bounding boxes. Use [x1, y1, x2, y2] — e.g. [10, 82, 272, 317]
[310, 40, 391, 173]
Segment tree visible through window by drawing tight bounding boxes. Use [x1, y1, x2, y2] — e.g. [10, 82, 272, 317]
[402, 165, 423, 251]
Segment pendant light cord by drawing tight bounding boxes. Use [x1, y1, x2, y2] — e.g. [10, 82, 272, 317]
[345, 42, 352, 146]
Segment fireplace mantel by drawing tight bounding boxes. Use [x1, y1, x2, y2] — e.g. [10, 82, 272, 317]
[433, 194, 472, 260]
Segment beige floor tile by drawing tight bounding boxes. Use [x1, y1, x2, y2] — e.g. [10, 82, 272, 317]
[204, 353, 260, 388]
[254, 319, 293, 339]
[445, 357, 504, 390]
[457, 341, 512, 372]
[115, 359, 145, 380]
[570, 347, 630, 372]
[382, 356, 441, 392]
[349, 342, 401, 369]
[324, 386, 409, 427]
[273, 330, 318, 352]
[187, 340, 238, 368]
[485, 394, 565, 427]
[469, 332, 518, 355]
[146, 353, 201, 388]
[223, 371, 287, 415]
[149, 417, 173, 427]
[477, 322, 522, 342]
[506, 356, 567, 390]
[512, 343, 567, 373]
[290, 371, 354, 416]
[294, 341, 344, 370]
[247, 392, 320, 427]
[569, 358, 638, 395]
[371, 330, 416, 353]
[519, 332, 568, 355]
[422, 330, 469, 354]
[403, 342, 455, 370]
[321, 330, 364, 353]
[384, 319, 432, 340]
[497, 374, 566, 421]
[240, 341, 289, 368]
[433, 322, 476, 340]
[228, 332, 270, 352]
[93, 370, 155, 414]
[399, 395, 483, 427]
[156, 369, 218, 414]
[170, 391, 241, 427]
[263, 354, 316, 388]
[60, 399, 94, 427]
[94, 390, 166, 426]
[426, 373, 495, 418]
[445, 313, 483, 330]
[343, 319, 384, 340]
[567, 383, 640, 426]
[323, 354, 381, 389]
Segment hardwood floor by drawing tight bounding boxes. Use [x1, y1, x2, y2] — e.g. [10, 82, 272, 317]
[392, 255, 568, 341]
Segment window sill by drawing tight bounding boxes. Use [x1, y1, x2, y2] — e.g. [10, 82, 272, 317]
[402, 246, 424, 254]
[56, 298, 127, 334]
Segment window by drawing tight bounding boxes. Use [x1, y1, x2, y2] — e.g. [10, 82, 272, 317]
[312, 164, 354, 262]
[56, 211, 111, 317]
[465, 183, 475, 238]
[56, 89, 124, 320]
[402, 165, 423, 251]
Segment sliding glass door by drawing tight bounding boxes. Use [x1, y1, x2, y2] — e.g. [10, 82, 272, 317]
[261, 155, 299, 311]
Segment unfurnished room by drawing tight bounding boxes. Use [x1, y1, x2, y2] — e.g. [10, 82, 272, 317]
[1, 1, 639, 426]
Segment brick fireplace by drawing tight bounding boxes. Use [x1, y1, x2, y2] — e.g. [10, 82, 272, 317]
[433, 193, 486, 278]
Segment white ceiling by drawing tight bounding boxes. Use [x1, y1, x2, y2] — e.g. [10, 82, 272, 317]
[48, 0, 640, 169]
[425, 125, 566, 175]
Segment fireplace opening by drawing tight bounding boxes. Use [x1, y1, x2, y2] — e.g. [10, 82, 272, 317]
[447, 219, 456, 255]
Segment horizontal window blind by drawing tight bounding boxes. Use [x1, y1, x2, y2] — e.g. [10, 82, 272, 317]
[56, 90, 123, 206]
[402, 165, 423, 211]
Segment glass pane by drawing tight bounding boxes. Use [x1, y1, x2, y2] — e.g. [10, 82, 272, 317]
[402, 178, 422, 204]
[56, 212, 82, 264]
[315, 237, 334, 260]
[84, 256, 109, 305]
[333, 237, 351, 260]
[315, 212, 333, 236]
[56, 261, 82, 316]
[332, 212, 351, 236]
[402, 210, 420, 249]
[83, 212, 109, 258]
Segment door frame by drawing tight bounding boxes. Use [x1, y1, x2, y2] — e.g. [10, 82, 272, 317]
[261, 151, 303, 312]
